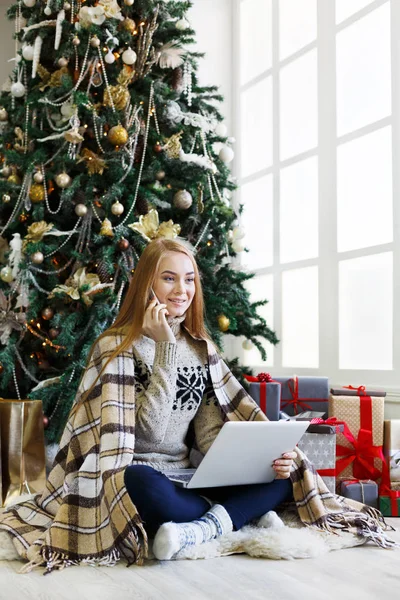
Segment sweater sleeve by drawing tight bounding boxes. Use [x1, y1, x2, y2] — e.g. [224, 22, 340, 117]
[192, 373, 225, 456]
[134, 340, 178, 445]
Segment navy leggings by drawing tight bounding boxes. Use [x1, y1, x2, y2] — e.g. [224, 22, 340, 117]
[124, 464, 294, 537]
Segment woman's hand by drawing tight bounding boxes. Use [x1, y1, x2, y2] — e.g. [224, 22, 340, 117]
[273, 450, 297, 479]
[142, 299, 176, 343]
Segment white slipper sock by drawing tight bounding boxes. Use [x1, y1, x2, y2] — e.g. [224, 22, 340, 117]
[256, 510, 285, 529]
[152, 504, 233, 560]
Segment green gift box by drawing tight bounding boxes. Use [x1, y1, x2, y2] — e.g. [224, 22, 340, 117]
[379, 496, 400, 517]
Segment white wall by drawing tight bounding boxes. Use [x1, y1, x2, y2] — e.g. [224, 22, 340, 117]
[0, 3, 14, 87]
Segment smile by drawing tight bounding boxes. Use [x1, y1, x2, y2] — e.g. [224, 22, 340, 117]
[168, 299, 186, 304]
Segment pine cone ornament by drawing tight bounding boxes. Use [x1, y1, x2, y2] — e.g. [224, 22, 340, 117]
[136, 195, 149, 215]
[96, 260, 113, 283]
[134, 135, 145, 163]
[171, 67, 184, 91]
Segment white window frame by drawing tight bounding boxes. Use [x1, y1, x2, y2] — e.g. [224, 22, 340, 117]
[231, 0, 400, 397]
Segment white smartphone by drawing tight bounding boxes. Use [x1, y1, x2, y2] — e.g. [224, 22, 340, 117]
[149, 287, 160, 305]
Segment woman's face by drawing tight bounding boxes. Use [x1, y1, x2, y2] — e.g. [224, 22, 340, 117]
[152, 251, 196, 317]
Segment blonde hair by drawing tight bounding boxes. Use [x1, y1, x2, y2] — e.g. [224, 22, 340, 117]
[82, 238, 215, 400]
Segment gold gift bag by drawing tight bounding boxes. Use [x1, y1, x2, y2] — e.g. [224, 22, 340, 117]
[0, 398, 46, 508]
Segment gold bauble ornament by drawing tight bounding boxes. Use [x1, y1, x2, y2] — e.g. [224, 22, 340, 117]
[0, 108, 8, 121]
[121, 17, 136, 34]
[218, 314, 230, 332]
[111, 200, 124, 216]
[2, 194, 11, 203]
[173, 189, 193, 210]
[156, 170, 166, 181]
[108, 124, 129, 146]
[31, 251, 44, 264]
[75, 203, 88, 217]
[7, 173, 22, 185]
[55, 172, 72, 188]
[29, 183, 45, 203]
[0, 266, 13, 282]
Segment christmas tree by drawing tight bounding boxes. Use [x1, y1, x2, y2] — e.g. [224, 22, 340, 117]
[0, 0, 277, 444]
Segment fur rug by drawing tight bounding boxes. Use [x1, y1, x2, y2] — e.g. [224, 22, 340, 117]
[0, 495, 366, 564]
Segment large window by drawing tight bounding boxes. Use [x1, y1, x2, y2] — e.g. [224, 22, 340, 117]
[234, 0, 399, 389]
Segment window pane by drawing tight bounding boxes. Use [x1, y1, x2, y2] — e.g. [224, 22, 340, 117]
[336, 0, 377, 24]
[280, 49, 318, 161]
[244, 274, 274, 366]
[339, 253, 393, 370]
[336, 4, 391, 137]
[241, 175, 273, 270]
[280, 156, 318, 263]
[240, 77, 272, 178]
[240, 0, 272, 84]
[279, 0, 317, 60]
[282, 266, 319, 367]
[337, 127, 393, 252]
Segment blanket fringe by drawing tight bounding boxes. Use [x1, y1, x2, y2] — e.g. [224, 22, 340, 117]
[311, 509, 399, 549]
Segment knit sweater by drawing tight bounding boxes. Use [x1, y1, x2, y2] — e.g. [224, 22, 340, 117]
[130, 314, 224, 470]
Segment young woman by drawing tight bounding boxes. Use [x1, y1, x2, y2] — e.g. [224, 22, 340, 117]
[0, 238, 395, 574]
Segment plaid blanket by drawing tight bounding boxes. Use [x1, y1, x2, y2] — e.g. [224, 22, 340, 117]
[0, 331, 396, 574]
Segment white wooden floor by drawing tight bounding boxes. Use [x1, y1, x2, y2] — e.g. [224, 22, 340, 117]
[1, 519, 400, 600]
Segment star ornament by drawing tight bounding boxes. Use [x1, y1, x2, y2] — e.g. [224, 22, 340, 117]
[128, 208, 181, 242]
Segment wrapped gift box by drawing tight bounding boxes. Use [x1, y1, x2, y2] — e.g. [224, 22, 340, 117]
[297, 429, 336, 494]
[328, 389, 385, 485]
[379, 492, 400, 517]
[274, 376, 329, 417]
[247, 381, 281, 421]
[383, 420, 400, 484]
[340, 479, 378, 508]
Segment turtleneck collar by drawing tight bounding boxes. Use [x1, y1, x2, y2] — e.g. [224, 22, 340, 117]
[167, 313, 187, 336]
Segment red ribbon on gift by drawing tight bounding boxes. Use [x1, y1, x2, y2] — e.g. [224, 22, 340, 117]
[310, 416, 344, 433]
[343, 385, 367, 394]
[244, 373, 276, 414]
[316, 469, 336, 477]
[280, 376, 327, 415]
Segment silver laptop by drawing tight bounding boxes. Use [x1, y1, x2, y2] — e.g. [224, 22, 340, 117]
[162, 420, 309, 489]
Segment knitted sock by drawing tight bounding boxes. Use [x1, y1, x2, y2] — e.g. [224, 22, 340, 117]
[257, 510, 285, 529]
[152, 504, 233, 560]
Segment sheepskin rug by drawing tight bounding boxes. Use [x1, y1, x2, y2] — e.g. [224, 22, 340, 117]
[0, 495, 366, 564]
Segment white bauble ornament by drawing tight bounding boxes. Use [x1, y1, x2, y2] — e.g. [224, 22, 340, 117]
[44, 6, 52, 15]
[75, 203, 88, 217]
[22, 45, 34, 61]
[105, 49, 115, 64]
[242, 339, 254, 351]
[23, 0, 36, 6]
[176, 18, 190, 31]
[33, 171, 44, 183]
[173, 189, 193, 210]
[226, 230, 234, 243]
[11, 82, 26, 98]
[0, 266, 13, 283]
[55, 172, 71, 188]
[232, 240, 245, 253]
[219, 145, 234, 164]
[122, 48, 137, 65]
[215, 122, 227, 137]
[58, 57, 69, 68]
[111, 201, 124, 216]
[63, 2, 71, 9]
[1, 166, 11, 177]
